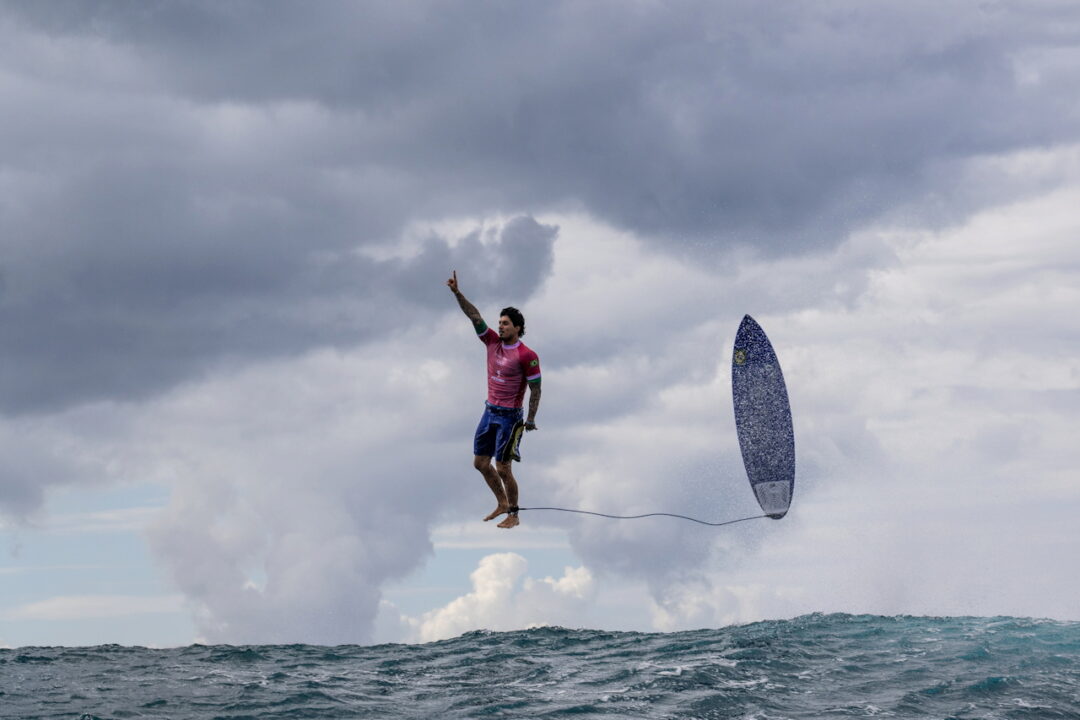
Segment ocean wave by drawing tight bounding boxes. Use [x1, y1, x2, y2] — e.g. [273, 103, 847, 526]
[1, 614, 1077, 719]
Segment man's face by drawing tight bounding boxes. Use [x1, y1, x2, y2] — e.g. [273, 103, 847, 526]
[498, 315, 520, 341]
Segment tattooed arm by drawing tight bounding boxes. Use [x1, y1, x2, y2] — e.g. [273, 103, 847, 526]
[525, 380, 541, 429]
[446, 270, 487, 334]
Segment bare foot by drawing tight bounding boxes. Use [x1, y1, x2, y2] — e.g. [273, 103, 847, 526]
[484, 505, 508, 522]
[497, 514, 520, 529]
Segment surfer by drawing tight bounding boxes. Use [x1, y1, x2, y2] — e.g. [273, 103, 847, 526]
[447, 271, 542, 529]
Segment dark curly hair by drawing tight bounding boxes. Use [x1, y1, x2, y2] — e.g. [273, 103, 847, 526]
[500, 306, 525, 337]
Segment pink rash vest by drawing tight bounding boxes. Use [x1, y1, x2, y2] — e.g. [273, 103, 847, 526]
[478, 326, 541, 408]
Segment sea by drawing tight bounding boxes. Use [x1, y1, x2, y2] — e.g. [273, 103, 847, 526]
[2, 613, 1078, 719]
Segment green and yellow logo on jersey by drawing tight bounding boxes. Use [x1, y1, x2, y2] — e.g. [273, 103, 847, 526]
[529, 359, 539, 367]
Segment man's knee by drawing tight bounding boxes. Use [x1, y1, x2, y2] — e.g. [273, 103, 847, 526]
[495, 460, 513, 477]
[474, 455, 492, 472]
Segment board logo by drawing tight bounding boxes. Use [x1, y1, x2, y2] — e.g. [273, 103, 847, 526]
[734, 348, 747, 365]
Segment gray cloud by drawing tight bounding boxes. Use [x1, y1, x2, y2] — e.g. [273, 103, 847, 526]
[3, 1, 1078, 415]
[0, 422, 102, 523]
[0, 209, 555, 413]
[8, 1, 1080, 243]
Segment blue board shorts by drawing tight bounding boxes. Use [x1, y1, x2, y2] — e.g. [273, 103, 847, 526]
[474, 403, 526, 462]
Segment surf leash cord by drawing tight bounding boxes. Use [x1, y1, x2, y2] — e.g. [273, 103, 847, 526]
[514, 506, 768, 527]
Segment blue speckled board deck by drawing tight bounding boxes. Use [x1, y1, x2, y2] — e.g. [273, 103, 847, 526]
[731, 315, 795, 519]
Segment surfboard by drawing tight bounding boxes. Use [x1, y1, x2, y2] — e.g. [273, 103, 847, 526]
[731, 315, 795, 519]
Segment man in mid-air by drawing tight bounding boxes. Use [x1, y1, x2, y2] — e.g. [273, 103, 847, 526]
[447, 271, 541, 529]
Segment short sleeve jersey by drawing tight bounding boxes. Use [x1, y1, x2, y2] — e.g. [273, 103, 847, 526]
[478, 326, 541, 408]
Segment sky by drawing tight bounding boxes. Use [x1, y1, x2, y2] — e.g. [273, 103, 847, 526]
[1, 0, 1079, 648]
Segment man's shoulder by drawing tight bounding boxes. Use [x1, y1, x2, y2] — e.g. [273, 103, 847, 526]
[518, 342, 540, 369]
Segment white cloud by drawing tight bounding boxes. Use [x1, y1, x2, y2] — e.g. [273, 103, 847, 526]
[431, 521, 570, 550]
[457, 150, 1080, 633]
[404, 553, 595, 643]
[43, 507, 163, 535]
[137, 341, 470, 645]
[130, 173, 1080, 641]
[5, 594, 185, 621]
[5, 158, 1080, 646]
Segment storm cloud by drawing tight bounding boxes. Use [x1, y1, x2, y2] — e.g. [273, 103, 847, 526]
[4, 1, 1080, 415]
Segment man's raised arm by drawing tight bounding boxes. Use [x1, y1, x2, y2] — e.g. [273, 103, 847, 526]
[447, 270, 487, 334]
